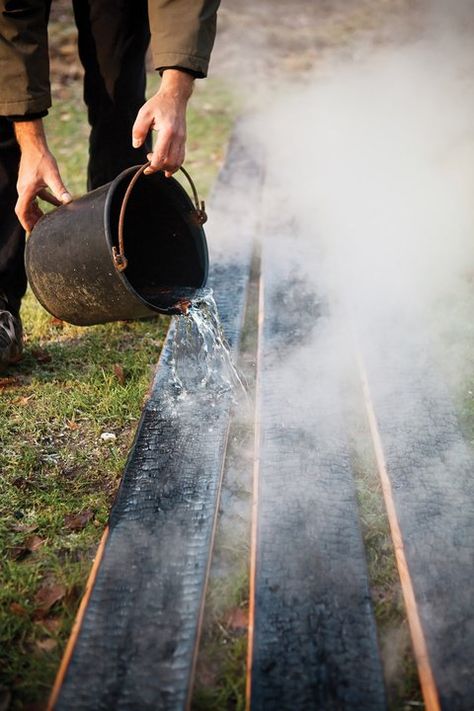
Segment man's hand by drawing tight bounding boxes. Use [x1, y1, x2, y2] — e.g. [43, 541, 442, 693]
[14, 120, 72, 233]
[132, 69, 194, 177]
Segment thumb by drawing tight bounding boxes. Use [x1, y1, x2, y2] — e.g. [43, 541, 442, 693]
[48, 171, 72, 205]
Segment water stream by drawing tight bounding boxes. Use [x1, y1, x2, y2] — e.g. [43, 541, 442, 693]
[169, 288, 247, 399]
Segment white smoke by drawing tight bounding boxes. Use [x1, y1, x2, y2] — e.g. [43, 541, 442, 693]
[252, 11, 474, 381]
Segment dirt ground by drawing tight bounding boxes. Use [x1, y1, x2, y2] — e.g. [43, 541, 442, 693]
[48, 0, 422, 92]
[212, 0, 421, 81]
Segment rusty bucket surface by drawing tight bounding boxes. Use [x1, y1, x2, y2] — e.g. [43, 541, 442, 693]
[25, 164, 209, 326]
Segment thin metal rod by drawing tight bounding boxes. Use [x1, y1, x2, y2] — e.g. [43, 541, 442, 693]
[355, 346, 441, 711]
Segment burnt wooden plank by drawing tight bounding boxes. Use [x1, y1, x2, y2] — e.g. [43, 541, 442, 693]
[249, 208, 386, 709]
[55, 128, 263, 711]
[360, 324, 474, 710]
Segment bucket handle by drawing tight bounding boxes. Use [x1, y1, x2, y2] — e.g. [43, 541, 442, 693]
[112, 162, 208, 272]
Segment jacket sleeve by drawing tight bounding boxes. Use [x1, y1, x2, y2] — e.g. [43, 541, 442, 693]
[148, 0, 220, 78]
[0, 0, 51, 116]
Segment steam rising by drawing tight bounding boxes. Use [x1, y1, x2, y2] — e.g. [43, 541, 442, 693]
[243, 2, 474, 697]
[252, 7, 474, 383]
[198, 1, 474, 703]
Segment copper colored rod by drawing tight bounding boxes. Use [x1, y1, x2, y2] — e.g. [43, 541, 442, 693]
[355, 350, 441, 711]
[245, 273, 265, 710]
[47, 526, 110, 710]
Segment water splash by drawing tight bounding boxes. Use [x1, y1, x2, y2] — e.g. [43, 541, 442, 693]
[169, 288, 247, 399]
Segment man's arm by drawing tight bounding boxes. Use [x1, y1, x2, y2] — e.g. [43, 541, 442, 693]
[133, 0, 220, 176]
[14, 119, 71, 232]
[1, 1, 70, 231]
[148, 0, 220, 79]
[0, 0, 51, 115]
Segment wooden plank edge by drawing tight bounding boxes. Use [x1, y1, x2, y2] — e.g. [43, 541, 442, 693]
[245, 270, 265, 710]
[47, 526, 110, 710]
[355, 347, 441, 711]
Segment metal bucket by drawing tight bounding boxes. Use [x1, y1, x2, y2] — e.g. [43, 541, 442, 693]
[25, 163, 209, 325]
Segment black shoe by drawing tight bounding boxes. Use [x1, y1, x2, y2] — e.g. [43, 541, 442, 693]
[0, 292, 23, 371]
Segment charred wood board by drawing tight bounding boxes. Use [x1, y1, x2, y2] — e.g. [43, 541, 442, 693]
[361, 328, 474, 710]
[55, 128, 263, 711]
[248, 212, 386, 709]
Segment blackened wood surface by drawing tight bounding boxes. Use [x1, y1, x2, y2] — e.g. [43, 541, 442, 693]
[361, 325, 474, 710]
[55, 129, 263, 711]
[249, 211, 386, 709]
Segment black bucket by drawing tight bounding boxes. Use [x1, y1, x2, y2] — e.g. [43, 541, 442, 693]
[25, 163, 209, 325]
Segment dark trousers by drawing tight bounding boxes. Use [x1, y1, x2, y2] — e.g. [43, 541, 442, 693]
[0, 0, 152, 317]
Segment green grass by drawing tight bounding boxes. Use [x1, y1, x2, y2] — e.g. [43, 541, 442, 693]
[193, 572, 249, 711]
[0, 73, 237, 709]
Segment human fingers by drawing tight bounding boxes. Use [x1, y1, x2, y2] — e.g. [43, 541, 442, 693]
[132, 105, 152, 149]
[15, 193, 44, 233]
[144, 132, 185, 177]
[44, 161, 72, 205]
[37, 188, 62, 207]
[163, 138, 185, 177]
[143, 127, 174, 175]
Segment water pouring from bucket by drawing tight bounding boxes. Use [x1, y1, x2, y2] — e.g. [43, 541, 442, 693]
[25, 162, 209, 325]
[25, 162, 247, 400]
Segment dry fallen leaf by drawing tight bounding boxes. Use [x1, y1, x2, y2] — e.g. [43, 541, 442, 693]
[9, 533, 44, 560]
[9, 602, 28, 617]
[33, 582, 66, 619]
[64, 509, 94, 531]
[25, 535, 44, 552]
[226, 607, 248, 630]
[113, 363, 126, 385]
[31, 348, 52, 364]
[9, 546, 30, 561]
[35, 638, 57, 653]
[13, 395, 34, 406]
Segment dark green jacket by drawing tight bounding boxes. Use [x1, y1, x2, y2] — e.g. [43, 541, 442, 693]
[0, 0, 219, 116]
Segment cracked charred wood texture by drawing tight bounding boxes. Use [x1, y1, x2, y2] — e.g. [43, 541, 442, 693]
[55, 127, 263, 711]
[249, 206, 386, 710]
[361, 327, 474, 710]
